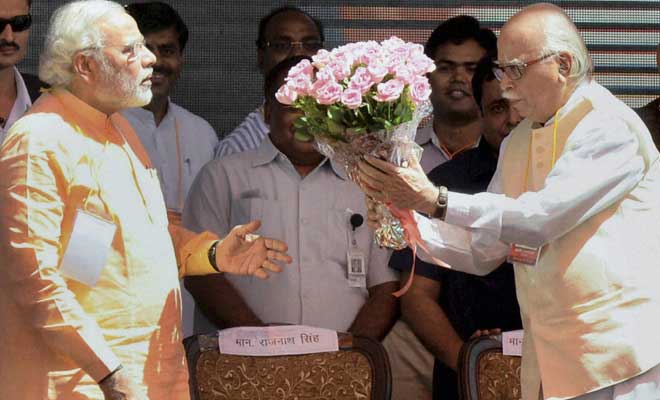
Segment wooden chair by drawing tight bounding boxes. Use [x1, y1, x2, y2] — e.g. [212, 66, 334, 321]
[184, 331, 391, 400]
[457, 336, 522, 400]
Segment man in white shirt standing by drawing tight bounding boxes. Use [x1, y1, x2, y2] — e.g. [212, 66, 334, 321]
[0, 0, 41, 143]
[214, 6, 324, 158]
[122, 2, 219, 338]
[122, 2, 218, 217]
[184, 56, 399, 340]
[359, 4, 660, 400]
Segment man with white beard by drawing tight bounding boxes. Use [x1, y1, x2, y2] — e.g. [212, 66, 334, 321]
[0, 1, 291, 399]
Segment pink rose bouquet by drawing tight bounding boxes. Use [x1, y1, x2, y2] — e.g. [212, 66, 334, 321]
[276, 37, 435, 249]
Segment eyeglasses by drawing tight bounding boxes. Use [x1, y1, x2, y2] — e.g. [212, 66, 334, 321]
[83, 40, 148, 62]
[492, 53, 557, 81]
[0, 14, 32, 33]
[261, 40, 323, 52]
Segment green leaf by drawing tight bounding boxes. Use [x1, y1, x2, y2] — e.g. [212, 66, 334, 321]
[294, 129, 314, 142]
[327, 118, 345, 134]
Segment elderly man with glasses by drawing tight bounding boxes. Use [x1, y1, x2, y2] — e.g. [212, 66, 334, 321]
[0, 0, 43, 142]
[0, 1, 291, 399]
[358, 3, 660, 400]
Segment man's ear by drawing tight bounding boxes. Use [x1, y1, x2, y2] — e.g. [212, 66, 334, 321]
[557, 52, 572, 77]
[72, 52, 97, 85]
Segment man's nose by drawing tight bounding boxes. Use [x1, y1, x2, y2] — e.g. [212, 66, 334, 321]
[0, 24, 15, 42]
[142, 46, 156, 68]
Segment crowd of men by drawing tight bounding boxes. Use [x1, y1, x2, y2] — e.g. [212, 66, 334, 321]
[1, 1, 659, 399]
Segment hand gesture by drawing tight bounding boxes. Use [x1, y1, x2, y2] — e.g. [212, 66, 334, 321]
[215, 220, 292, 279]
[357, 156, 438, 215]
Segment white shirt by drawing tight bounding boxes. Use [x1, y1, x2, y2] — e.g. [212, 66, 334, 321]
[184, 136, 398, 333]
[0, 67, 32, 144]
[415, 81, 646, 275]
[122, 101, 218, 212]
[215, 106, 269, 158]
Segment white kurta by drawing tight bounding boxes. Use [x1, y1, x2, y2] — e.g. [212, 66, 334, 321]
[415, 81, 660, 400]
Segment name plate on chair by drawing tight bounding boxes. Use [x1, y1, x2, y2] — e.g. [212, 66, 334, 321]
[502, 330, 524, 356]
[218, 325, 339, 356]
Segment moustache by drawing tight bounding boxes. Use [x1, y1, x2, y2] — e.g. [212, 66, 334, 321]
[0, 40, 19, 51]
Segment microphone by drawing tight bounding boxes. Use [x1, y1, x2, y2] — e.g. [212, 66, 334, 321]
[350, 213, 364, 231]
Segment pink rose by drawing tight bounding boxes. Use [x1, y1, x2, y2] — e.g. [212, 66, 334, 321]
[312, 49, 332, 68]
[384, 53, 406, 73]
[314, 81, 343, 105]
[393, 64, 414, 85]
[409, 76, 432, 104]
[381, 36, 406, 52]
[341, 88, 363, 109]
[367, 59, 389, 83]
[374, 78, 405, 102]
[288, 59, 314, 80]
[315, 67, 336, 84]
[348, 67, 375, 94]
[408, 53, 436, 75]
[358, 41, 382, 65]
[327, 59, 352, 81]
[285, 74, 312, 96]
[275, 83, 298, 105]
[405, 43, 425, 57]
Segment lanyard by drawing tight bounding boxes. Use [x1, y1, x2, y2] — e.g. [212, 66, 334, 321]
[523, 108, 561, 189]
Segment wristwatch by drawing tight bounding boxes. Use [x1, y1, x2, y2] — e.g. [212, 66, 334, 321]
[431, 186, 448, 220]
[208, 240, 220, 272]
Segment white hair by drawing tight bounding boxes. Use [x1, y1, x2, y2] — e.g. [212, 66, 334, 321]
[39, 0, 125, 88]
[541, 15, 593, 83]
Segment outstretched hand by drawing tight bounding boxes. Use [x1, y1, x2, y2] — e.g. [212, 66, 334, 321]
[215, 220, 292, 279]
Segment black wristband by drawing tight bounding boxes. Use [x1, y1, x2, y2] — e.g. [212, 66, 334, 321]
[99, 364, 123, 384]
[208, 240, 220, 272]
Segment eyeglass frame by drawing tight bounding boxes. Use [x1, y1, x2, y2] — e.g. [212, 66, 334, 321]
[492, 52, 558, 81]
[80, 39, 149, 63]
[257, 40, 324, 52]
[0, 14, 32, 33]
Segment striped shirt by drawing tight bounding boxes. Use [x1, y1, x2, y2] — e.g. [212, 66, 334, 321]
[215, 106, 269, 158]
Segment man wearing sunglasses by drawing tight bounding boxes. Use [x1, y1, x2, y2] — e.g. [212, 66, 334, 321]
[359, 3, 660, 400]
[0, 0, 41, 143]
[214, 6, 324, 158]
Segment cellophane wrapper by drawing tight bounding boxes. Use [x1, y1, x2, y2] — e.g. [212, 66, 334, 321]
[314, 101, 432, 249]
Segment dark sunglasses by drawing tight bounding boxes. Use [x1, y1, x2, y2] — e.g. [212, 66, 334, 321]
[0, 14, 32, 33]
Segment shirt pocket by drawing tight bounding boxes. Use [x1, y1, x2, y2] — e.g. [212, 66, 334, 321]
[230, 197, 265, 228]
[323, 209, 351, 267]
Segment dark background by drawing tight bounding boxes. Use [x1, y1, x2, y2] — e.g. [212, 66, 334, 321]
[19, 1, 660, 138]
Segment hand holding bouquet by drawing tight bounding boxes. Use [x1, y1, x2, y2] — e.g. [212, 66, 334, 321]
[276, 37, 435, 249]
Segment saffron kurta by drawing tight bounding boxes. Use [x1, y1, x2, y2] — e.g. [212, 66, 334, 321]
[0, 89, 217, 399]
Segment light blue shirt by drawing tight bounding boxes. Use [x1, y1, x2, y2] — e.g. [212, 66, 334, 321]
[122, 101, 218, 212]
[215, 106, 269, 158]
[184, 135, 398, 333]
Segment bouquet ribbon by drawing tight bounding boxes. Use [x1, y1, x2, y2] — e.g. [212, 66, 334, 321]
[387, 205, 452, 297]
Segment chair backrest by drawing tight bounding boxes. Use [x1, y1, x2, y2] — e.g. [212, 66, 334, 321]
[457, 336, 522, 400]
[184, 331, 391, 400]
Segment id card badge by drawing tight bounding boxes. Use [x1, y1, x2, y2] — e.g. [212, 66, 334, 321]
[347, 248, 366, 288]
[60, 209, 116, 286]
[507, 243, 541, 267]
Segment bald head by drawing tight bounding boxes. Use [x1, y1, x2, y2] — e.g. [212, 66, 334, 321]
[500, 3, 591, 83]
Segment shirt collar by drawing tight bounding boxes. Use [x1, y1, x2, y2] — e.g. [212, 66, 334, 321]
[51, 88, 119, 131]
[4, 67, 32, 129]
[252, 134, 347, 180]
